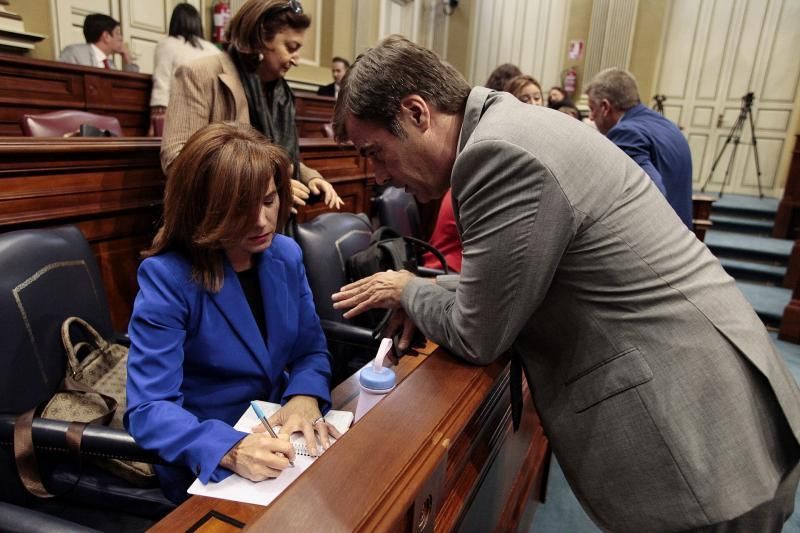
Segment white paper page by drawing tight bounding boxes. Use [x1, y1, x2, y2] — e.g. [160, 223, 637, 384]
[187, 401, 353, 506]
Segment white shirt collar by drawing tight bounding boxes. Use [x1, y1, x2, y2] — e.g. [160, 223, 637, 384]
[90, 43, 109, 67]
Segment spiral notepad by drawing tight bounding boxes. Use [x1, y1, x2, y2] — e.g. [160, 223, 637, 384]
[188, 400, 354, 506]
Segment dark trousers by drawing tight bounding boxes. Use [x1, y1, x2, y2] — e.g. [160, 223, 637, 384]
[686, 460, 800, 533]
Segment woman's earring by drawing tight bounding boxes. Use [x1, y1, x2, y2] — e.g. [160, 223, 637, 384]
[258, 52, 264, 62]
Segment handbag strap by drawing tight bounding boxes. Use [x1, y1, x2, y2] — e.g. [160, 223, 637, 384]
[13, 376, 118, 498]
[61, 316, 109, 374]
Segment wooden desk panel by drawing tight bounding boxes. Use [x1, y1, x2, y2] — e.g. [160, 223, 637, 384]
[0, 136, 375, 331]
[0, 137, 164, 329]
[0, 54, 152, 136]
[151, 348, 547, 532]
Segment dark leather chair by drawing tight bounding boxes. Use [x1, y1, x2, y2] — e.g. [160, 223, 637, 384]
[292, 213, 380, 384]
[0, 501, 102, 533]
[0, 226, 173, 529]
[375, 186, 421, 238]
[20, 110, 122, 137]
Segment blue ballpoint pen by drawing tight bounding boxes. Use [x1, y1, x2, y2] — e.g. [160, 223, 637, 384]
[250, 401, 294, 467]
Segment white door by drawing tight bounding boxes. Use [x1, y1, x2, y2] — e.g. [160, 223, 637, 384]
[654, 0, 800, 198]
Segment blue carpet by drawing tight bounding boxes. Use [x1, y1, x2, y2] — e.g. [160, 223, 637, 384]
[530, 332, 800, 532]
[705, 230, 793, 259]
[736, 281, 792, 324]
[705, 193, 779, 215]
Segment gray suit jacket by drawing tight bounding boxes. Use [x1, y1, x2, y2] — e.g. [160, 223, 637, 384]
[59, 43, 140, 73]
[402, 88, 800, 531]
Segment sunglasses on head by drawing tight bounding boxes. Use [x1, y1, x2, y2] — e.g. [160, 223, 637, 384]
[284, 0, 303, 14]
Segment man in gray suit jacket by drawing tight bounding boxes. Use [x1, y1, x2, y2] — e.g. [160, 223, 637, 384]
[59, 13, 139, 73]
[332, 36, 800, 532]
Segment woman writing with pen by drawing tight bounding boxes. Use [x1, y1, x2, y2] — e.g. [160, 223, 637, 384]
[125, 122, 338, 504]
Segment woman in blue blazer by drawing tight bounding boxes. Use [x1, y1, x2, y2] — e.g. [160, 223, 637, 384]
[125, 122, 333, 503]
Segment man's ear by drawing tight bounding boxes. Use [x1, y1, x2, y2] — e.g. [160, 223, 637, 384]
[399, 95, 431, 132]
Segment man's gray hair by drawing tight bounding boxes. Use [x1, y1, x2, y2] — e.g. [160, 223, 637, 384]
[585, 67, 641, 111]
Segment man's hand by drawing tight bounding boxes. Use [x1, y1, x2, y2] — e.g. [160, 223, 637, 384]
[308, 177, 344, 210]
[385, 308, 418, 359]
[220, 433, 294, 481]
[332, 270, 415, 319]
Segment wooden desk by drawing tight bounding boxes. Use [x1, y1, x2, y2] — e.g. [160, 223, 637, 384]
[151, 346, 548, 532]
[0, 55, 337, 140]
[0, 54, 152, 136]
[0, 137, 374, 331]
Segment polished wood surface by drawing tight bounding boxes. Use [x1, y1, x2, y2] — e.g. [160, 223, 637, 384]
[0, 137, 163, 330]
[0, 54, 152, 136]
[692, 194, 715, 242]
[0, 136, 374, 331]
[0, 56, 335, 140]
[151, 346, 547, 532]
[774, 135, 800, 239]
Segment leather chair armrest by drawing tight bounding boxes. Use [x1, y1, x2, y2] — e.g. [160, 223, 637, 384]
[0, 414, 163, 464]
[0, 501, 102, 533]
[320, 319, 379, 346]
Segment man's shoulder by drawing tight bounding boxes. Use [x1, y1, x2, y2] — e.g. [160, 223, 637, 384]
[59, 43, 91, 62]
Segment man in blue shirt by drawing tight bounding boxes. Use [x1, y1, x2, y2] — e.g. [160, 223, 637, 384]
[586, 68, 693, 228]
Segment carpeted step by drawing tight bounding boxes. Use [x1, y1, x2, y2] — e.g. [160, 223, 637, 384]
[706, 193, 778, 220]
[718, 258, 786, 285]
[705, 230, 793, 263]
[710, 214, 774, 235]
[736, 281, 791, 328]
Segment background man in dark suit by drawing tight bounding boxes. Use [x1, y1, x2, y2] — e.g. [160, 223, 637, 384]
[586, 67, 692, 228]
[317, 57, 349, 99]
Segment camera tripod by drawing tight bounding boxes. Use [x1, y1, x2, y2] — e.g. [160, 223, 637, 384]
[652, 94, 666, 116]
[700, 92, 763, 198]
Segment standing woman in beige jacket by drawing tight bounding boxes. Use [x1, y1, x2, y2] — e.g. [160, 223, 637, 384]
[161, 0, 343, 210]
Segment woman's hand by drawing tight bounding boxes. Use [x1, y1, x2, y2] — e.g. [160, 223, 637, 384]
[220, 433, 295, 481]
[308, 177, 344, 210]
[291, 178, 311, 213]
[253, 395, 342, 456]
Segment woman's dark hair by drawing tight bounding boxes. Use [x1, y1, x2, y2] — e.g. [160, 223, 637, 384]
[485, 63, 521, 91]
[145, 122, 292, 292]
[169, 3, 204, 49]
[225, 0, 311, 71]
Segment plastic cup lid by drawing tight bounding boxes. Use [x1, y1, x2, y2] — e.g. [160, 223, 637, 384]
[359, 365, 396, 390]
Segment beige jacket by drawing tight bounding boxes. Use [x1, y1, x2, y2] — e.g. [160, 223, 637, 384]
[161, 53, 319, 183]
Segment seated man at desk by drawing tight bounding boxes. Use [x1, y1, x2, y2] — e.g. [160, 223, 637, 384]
[125, 123, 334, 504]
[59, 13, 139, 72]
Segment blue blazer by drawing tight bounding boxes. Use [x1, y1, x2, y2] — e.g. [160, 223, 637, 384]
[607, 104, 693, 228]
[124, 235, 331, 500]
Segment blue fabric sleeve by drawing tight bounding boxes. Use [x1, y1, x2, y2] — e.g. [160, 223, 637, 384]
[124, 258, 247, 484]
[608, 125, 666, 195]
